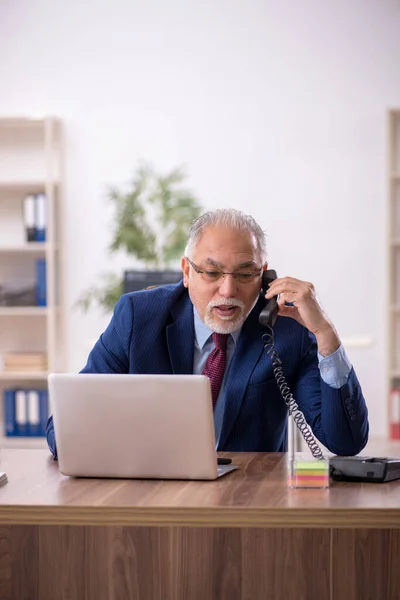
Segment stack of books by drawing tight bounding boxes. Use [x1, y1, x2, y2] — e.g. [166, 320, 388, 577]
[3, 352, 48, 373]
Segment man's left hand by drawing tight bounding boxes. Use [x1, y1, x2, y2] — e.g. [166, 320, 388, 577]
[265, 276, 340, 356]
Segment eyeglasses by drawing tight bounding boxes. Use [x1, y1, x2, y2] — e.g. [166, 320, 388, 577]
[186, 258, 263, 284]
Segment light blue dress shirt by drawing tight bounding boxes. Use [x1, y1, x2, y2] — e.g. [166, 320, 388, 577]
[192, 309, 352, 447]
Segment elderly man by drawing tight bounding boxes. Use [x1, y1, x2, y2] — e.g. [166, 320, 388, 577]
[47, 208, 368, 458]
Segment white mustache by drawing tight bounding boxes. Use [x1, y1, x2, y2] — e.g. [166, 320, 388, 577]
[208, 298, 245, 310]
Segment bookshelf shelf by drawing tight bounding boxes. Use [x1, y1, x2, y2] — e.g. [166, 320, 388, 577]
[0, 181, 50, 193]
[0, 116, 64, 449]
[0, 244, 55, 254]
[0, 117, 50, 128]
[0, 372, 48, 381]
[0, 307, 49, 317]
[0, 436, 47, 449]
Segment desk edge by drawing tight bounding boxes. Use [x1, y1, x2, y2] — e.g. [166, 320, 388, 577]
[0, 506, 400, 528]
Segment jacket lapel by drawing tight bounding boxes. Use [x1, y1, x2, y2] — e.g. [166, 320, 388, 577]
[166, 293, 195, 374]
[218, 297, 266, 448]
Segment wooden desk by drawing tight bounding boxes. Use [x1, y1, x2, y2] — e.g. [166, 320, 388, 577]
[0, 441, 400, 600]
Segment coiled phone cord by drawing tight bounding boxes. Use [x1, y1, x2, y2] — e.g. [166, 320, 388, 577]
[262, 329, 324, 460]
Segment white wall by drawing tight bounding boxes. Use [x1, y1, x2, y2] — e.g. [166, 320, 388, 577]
[1, 0, 400, 436]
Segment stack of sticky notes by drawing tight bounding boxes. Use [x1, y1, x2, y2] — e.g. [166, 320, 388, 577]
[289, 458, 330, 489]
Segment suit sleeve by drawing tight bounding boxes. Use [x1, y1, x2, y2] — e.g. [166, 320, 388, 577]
[46, 415, 58, 459]
[293, 329, 369, 456]
[46, 294, 134, 457]
[80, 294, 134, 373]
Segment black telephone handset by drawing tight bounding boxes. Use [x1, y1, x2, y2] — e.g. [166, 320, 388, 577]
[258, 268, 325, 460]
[259, 269, 278, 328]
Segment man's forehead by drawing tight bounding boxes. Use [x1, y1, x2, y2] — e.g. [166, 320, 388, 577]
[196, 227, 258, 251]
[191, 226, 260, 264]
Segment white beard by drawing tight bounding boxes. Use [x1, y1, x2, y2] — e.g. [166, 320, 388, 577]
[204, 297, 248, 334]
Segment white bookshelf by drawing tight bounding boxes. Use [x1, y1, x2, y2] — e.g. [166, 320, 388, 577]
[0, 116, 65, 449]
[388, 109, 400, 439]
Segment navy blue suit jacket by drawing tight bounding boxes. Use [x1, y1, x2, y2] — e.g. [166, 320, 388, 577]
[47, 281, 368, 457]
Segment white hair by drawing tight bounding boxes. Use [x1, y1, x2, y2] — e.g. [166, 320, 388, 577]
[184, 208, 267, 264]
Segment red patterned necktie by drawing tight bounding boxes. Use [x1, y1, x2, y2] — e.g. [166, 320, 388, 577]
[202, 332, 229, 408]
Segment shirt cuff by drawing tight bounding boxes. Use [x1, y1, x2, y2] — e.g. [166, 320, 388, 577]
[317, 343, 352, 389]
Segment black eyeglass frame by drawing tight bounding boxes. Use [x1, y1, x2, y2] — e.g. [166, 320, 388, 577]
[185, 257, 263, 284]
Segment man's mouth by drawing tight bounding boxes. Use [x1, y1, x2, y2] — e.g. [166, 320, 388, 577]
[213, 305, 238, 318]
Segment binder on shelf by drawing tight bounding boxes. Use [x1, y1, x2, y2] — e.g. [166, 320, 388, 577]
[23, 194, 36, 242]
[3, 389, 16, 436]
[34, 193, 47, 242]
[15, 390, 28, 436]
[390, 388, 400, 440]
[2, 388, 48, 437]
[35, 258, 47, 306]
[27, 390, 40, 436]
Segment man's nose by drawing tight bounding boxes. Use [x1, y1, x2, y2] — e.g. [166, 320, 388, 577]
[218, 273, 237, 297]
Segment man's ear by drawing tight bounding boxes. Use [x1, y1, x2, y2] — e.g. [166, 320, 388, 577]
[181, 257, 190, 288]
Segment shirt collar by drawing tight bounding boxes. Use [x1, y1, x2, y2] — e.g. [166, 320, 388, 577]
[193, 308, 242, 349]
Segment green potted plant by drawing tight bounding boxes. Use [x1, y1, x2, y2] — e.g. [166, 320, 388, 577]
[77, 163, 202, 313]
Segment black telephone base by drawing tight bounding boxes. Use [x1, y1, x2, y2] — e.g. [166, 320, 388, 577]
[329, 456, 400, 483]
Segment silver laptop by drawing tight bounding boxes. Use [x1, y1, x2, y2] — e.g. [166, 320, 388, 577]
[48, 373, 237, 480]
